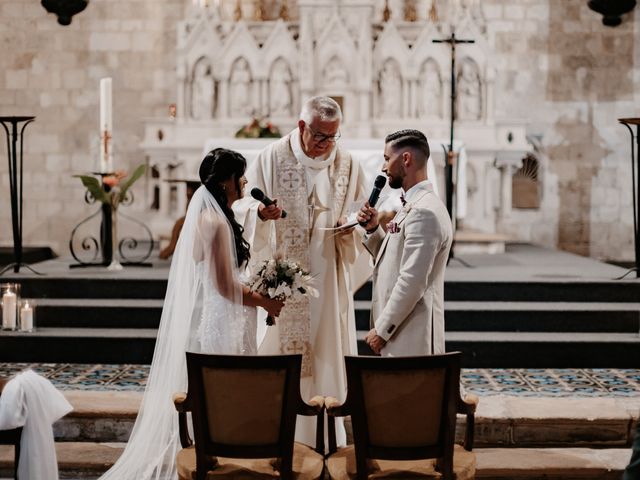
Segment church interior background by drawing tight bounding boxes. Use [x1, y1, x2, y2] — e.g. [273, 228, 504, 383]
[0, 0, 637, 263]
[1, 1, 640, 477]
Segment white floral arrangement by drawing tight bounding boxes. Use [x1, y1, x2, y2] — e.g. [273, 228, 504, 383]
[246, 256, 318, 325]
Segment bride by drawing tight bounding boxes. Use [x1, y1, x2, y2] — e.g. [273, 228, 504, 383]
[99, 148, 284, 480]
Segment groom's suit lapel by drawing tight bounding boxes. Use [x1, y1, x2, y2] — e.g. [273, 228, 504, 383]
[374, 184, 433, 266]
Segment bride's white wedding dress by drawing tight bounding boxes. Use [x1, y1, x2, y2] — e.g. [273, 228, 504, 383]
[100, 186, 253, 480]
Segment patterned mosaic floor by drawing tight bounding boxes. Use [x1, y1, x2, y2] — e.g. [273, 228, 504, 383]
[1, 363, 639, 397]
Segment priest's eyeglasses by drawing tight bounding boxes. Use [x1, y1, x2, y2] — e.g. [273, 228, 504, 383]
[306, 125, 341, 144]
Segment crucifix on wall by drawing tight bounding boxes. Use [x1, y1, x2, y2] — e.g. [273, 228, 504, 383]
[433, 31, 474, 262]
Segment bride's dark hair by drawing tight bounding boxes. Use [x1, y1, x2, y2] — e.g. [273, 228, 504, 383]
[199, 148, 251, 267]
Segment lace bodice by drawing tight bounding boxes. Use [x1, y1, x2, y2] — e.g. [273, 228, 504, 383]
[194, 262, 256, 355]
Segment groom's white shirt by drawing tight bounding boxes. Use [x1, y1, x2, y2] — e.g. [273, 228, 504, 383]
[363, 180, 452, 356]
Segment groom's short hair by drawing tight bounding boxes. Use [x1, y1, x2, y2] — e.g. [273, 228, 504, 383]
[385, 129, 430, 162]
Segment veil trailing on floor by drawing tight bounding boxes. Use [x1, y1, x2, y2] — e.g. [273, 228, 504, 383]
[99, 186, 246, 480]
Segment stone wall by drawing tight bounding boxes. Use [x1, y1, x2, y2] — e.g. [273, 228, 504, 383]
[484, 0, 637, 261]
[0, 0, 184, 254]
[0, 0, 638, 262]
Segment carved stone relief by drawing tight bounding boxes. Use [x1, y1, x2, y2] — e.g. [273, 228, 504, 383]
[269, 58, 294, 117]
[457, 57, 482, 121]
[229, 57, 254, 117]
[418, 58, 442, 119]
[323, 56, 349, 88]
[190, 57, 215, 120]
[378, 59, 402, 118]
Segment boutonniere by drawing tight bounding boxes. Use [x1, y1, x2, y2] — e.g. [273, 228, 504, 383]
[386, 221, 400, 234]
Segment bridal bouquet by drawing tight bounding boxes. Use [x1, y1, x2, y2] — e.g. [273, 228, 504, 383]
[246, 256, 318, 325]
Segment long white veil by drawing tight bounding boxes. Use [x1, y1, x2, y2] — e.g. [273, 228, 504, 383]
[100, 185, 246, 480]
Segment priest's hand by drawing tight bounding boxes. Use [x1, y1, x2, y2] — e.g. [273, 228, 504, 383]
[335, 216, 356, 236]
[357, 202, 379, 234]
[365, 328, 386, 355]
[258, 201, 283, 221]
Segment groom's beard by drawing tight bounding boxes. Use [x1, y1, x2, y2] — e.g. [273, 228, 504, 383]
[388, 174, 403, 189]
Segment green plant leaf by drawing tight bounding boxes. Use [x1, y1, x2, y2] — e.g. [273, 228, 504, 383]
[74, 175, 109, 203]
[119, 164, 147, 199]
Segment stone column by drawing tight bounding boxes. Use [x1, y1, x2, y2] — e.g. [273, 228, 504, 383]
[177, 62, 188, 120]
[495, 152, 523, 221]
[219, 79, 229, 118]
[261, 79, 269, 117]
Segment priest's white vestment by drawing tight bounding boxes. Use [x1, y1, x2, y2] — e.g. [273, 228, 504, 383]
[234, 130, 366, 447]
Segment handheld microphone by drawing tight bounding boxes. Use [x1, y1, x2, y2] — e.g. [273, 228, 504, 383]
[359, 175, 387, 227]
[250, 187, 287, 218]
[368, 175, 387, 208]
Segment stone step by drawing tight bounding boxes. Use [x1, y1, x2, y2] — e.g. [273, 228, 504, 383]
[445, 331, 640, 368]
[35, 298, 163, 329]
[354, 301, 640, 333]
[52, 391, 640, 448]
[11, 273, 640, 304]
[0, 328, 156, 364]
[2, 327, 639, 365]
[356, 330, 640, 367]
[1, 394, 636, 478]
[27, 298, 640, 333]
[0, 442, 125, 479]
[474, 447, 631, 479]
[0, 444, 632, 479]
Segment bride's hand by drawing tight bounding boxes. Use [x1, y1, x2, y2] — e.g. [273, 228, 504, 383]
[263, 297, 285, 318]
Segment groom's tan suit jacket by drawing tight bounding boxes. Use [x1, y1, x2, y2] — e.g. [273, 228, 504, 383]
[363, 181, 452, 356]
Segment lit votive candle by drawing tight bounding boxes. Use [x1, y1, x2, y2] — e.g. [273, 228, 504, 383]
[20, 301, 33, 332]
[2, 290, 17, 330]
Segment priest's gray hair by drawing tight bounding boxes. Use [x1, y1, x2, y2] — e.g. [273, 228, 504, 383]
[300, 96, 343, 124]
[385, 129, 430, 161]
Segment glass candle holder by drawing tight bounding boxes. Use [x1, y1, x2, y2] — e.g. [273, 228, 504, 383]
[1, 283, 21, 331]
[19, 299, 35, 332]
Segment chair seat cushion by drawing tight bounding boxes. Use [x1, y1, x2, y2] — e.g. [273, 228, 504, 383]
[326, 444, 476, 480]
[176, 442, 324, 480]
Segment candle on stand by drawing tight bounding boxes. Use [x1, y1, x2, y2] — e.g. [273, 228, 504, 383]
[20, 301, 33, 332]
[99, 77, 113, 173]
[2, 290, 17, 330]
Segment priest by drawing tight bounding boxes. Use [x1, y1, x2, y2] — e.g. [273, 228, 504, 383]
[234, 96, 366, 448]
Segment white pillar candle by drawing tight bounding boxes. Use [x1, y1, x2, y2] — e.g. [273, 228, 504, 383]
[2, 291, 16, 330]
[99, 77, 113, 172]
[20, 302, 33, 332]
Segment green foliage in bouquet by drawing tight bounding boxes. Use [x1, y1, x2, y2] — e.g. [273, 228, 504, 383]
[74, 164, 146, 208]
[235, 117, 281, 139]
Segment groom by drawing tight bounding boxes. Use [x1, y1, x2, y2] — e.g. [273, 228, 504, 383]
[357, 129, 452, 356]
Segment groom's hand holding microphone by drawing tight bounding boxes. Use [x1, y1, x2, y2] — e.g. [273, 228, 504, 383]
[357, 175, 386, 234]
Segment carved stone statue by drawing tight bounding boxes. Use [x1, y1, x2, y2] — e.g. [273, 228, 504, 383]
[229, 58, 253, 117]
[191, 59, 214, 120]
[418, 59, 442, 118]
[323, 56, 348, 87]
[269, 60, 293, 117]
[457, 59, 482, 121]
[379, 60, 402, 118]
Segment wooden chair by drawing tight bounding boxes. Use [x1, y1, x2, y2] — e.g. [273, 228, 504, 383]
[0, 377, 22, 480]
[325, 352, 478, 480]
[174, 353, 325, 480]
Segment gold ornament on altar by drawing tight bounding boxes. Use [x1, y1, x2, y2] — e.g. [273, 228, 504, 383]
[279, 0, 290, 20]
[382, 0, 391, 22]
[404, 0, 417, 21]
[428, 0, 438, 22]
[234, 0, 242, 20]
[254, 0, 266, 20]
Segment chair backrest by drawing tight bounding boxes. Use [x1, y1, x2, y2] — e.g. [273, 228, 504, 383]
[185, 352, 302, 467]
[344, 353, 462, 468]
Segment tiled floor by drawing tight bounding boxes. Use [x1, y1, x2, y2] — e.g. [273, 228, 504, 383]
[1, 363, 639, 397]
